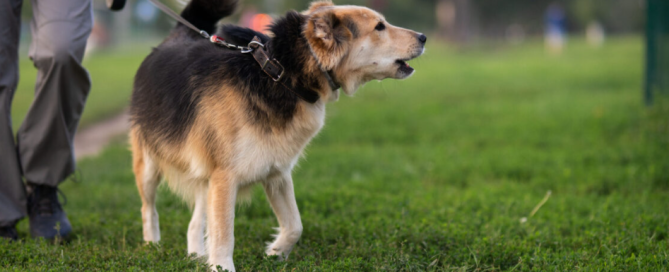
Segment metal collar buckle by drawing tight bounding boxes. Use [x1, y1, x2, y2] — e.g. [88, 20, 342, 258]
[262, 59, 285, 82]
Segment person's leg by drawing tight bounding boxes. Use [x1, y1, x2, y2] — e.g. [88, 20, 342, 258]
[17, 0, 93, 239]
[0, 0, 27, 239]
[18, 0, 93, 187]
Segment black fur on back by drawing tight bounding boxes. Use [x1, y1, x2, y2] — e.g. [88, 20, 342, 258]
[131, 6, 324, 143]
[180, 0, 238, 34]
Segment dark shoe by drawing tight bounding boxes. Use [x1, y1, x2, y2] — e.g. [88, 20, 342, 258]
[27, 184, 72, 240]
[0, 224, 18, 241]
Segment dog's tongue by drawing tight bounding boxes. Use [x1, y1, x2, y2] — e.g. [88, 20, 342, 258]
[396, 59, 412, 69]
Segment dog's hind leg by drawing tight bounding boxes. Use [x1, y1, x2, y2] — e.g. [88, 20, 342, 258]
[263, 173, 303, 260]
[188, 185, 207, 258]
[206, 169, 237, 272]
[131, 134, 162, 243]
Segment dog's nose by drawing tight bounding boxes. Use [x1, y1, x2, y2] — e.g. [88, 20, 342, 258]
[418, 34, 427, 44]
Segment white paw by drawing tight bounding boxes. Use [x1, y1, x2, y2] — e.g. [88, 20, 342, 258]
[265, 240, 296, 260]
[188, 242, 207, 259]
[265, 228, 302, 260]
[209, 258, 235, 272]
[265, 245, 287, 260]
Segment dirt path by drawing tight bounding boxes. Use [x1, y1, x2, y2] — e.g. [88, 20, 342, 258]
[73, 109, 130, 159]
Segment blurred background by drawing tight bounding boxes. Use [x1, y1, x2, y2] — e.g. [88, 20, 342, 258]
[15, 0, 648, 50]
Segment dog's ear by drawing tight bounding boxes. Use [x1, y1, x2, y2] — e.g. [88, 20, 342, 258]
[304, 9, 352, 70]
[304, 0, 334, 15]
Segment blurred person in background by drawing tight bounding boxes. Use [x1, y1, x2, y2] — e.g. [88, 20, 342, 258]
[586, 21, 605, 48]
[545, 2, 566, 55]
[0, 0, 93, 240]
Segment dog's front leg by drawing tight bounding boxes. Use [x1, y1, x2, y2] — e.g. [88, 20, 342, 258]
[207, 170, 237, 272]
[263, 173, 303, 260]
[188, 186, 207, 258]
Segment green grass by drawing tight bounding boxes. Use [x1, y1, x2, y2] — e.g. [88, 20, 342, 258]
[2, 37, 669, 271]
[11, 47, 150, 129]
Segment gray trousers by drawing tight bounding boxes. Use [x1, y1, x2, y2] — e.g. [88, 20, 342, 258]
[0, 0, 92, 226]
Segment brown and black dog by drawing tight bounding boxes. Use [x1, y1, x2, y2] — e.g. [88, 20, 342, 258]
[129, 0, 425, 270]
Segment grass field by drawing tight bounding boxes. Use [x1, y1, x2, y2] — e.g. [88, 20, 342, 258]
[2, 37, 669, 271]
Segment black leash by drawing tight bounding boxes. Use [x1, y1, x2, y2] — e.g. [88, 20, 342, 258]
[148, 0, 249, 51]
[149, 0, 207, 39]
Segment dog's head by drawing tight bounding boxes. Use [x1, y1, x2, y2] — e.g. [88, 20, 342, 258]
[303, 1, 426, 95]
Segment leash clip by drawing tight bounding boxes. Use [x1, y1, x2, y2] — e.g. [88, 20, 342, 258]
[240, 47, 254, 54]
[199, 30, 210, 39]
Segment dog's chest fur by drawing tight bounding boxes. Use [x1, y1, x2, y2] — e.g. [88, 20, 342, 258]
[177, 100, 326, 186]
[230, 102, 325, 183]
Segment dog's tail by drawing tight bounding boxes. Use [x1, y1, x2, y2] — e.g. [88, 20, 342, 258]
[180, 0, 238, 34]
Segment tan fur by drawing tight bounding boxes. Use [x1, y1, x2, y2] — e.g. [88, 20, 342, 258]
[131, 2, 424, 271]
[130, 129, 162, 242]
[304, 9, 352, 70]
[304, 0, 334, 14]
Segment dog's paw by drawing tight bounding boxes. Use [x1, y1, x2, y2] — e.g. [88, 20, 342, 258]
[210, 258, 235, 272]
[265, 246, 287, 261]
[265, 240, 297, 261]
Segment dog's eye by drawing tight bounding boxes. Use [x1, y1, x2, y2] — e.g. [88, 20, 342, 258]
[375, 22, 385, 31]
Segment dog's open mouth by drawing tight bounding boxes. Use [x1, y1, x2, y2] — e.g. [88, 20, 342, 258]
[396, 58, 415, 76]
[396, 59, 412, 69]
